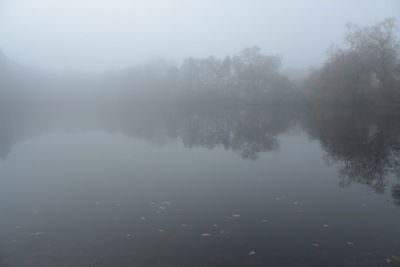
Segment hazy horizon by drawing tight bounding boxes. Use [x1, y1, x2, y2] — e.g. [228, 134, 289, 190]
[1, 0, 399, 72]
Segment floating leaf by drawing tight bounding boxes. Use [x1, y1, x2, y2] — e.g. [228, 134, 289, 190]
[227, 214, 241, 220]
[201, 233, 212, 237]
[249, 251, 256, 256]
[30, 232, 44, 236]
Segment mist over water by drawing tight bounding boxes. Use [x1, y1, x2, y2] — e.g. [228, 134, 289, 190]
[1, 1, 400, 266]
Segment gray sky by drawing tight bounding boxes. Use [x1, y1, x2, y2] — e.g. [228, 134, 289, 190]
[0, 0, 399, 71]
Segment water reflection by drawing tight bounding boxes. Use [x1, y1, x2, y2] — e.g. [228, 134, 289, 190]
[303, 107, 400, 187]
[1, 98, 400, 266]
[1, 102, 399, 202]
[392, 184, 400, 207]
[175, 105, 295, 160]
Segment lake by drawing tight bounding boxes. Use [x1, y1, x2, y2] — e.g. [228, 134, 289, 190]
[0, 120, 399, 266]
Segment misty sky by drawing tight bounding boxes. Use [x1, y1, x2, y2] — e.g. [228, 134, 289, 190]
[0, 0, 399, 72]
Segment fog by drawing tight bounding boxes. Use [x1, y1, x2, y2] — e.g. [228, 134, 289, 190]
[1, 1, 400, 266]
[1, 0, 399, 71]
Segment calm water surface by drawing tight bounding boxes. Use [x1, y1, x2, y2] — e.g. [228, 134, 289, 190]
[0, 128, 399, 267]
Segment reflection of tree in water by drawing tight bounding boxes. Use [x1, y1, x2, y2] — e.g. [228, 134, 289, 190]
[392, 184, 400, 207]
[302, 107, 400, 193]
[113, 100, 295, 160]
[177, 104, 294, 160]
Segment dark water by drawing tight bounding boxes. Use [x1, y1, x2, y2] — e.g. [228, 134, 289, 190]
[0, 111, 400, 267]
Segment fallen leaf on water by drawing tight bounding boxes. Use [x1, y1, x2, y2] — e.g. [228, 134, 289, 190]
[30, 232, 45, 236]
[385, 258, 392, 263]
[322, 224, 329, 228]
[201, 233, 212, 237]
[347, 241, 355, 246]
[312, 243, 320, 247]
[227, 214, 241, 219]
[161, 201, 171, 206]
[262, 219, 269, 223]
[249, 251, 256, 256]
